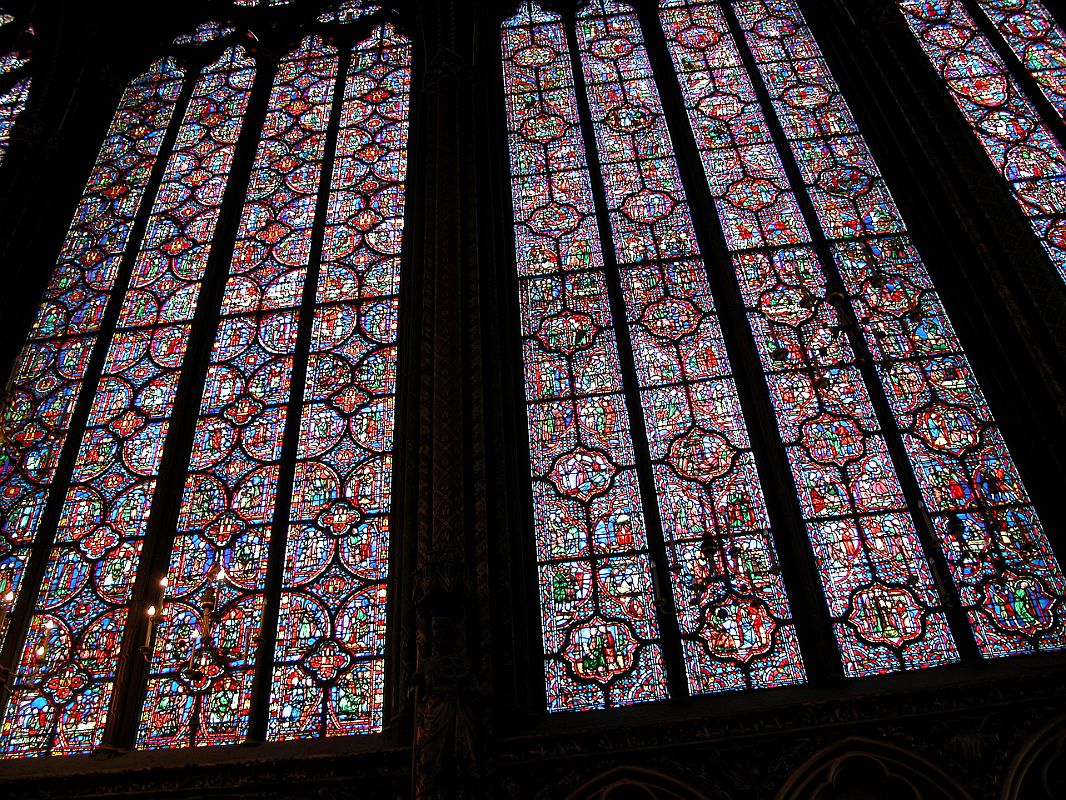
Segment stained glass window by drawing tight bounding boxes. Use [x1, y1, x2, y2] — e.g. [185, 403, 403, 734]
[0, 55, 184, 689]
[720, 0, 1063, 659]
[503, 3, 673, 711]
[974, 0, 1066, 116]
[899, 0, 1066, 284]
[0, 8, 31, 166]
[575, 1, 805, 694]
[267, 22, 409, 741]
[503, 0, 1066, 711]
[0, 44, 253, 758]
[0, 2, 410, 758]
[660, 0, 961, 676]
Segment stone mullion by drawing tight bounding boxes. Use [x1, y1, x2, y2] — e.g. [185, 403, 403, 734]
[410, 0, 486, 795]
[477, 4, 550, 719]
[384, 12, 426, 741]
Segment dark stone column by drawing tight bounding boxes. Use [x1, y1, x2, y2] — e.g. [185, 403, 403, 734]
[410, 1, 491, 796]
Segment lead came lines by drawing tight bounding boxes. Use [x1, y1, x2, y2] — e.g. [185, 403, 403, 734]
[574, 0, 804, 693]
[504, 3, 670, 711]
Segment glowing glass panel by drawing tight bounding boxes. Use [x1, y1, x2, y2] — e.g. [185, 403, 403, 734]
[268, 23, 409, 740]
[661, 0, 959, 675]
[900, 0, 1066, 283]
[318, 0, 381, 24]
[503, 4, 670, 711]
[0, 9, 29, 165]
[976, 0, 1066, 116]
[138, 36, 338, 749]
[174, 22, 237, 45]
[733, 0, 1066, 657]
[0, 76, 28, 162]
[0, 59, 182, 675]
[575, 0, 805, 692]
[0, 49, 254, 757]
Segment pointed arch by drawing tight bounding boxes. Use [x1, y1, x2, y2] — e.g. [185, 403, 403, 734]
[776, 736, 974, 800]
[566, 765, 714, 800]
[1001, 715, 1066, 800]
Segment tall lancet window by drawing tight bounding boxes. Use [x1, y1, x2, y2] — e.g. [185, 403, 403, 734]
[501, 0, 1066, 713]
[0, 1, 410, 758]
[899, 0, 1066, 284]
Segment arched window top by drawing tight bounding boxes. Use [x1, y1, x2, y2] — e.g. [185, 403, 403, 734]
[503, 1, 560, 26]
[169, 1, 399, 55]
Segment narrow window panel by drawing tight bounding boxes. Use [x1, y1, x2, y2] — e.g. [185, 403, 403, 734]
[503, 3, 670, 711]
[976, 0, 1066, 117]
[733, 0, 1066, 658]
[575, 0, 805, 693]
[268, 22, 409, 741]
[661, 0, 960, 676]
[900, 0, 1066, 283]
[0, 57, 183, 704]
[0, 77, 28, 163]
[137, 37, 338, 749]
[0, 48, 253, 758]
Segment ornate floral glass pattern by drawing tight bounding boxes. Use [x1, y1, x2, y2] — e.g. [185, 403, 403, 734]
[899, 0, 1066, 283]
[660, 0, 958, 676]
[0, 58, 183, 681]
[575, 0, 805, 692]
[503, 4, 670, 711]
[137, 36, 339, 749]
[0, 49, 254, 757]
[976, 0, 1066, 117]
[732, 0, 1066, 658]
[268, 23, 409, 740]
